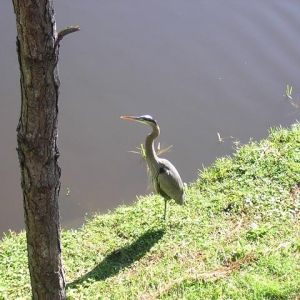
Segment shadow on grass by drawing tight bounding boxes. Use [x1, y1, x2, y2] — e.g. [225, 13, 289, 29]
[67, 229, 165, 287]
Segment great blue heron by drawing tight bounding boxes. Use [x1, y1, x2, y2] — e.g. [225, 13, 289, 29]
[120, 115, 185, 219]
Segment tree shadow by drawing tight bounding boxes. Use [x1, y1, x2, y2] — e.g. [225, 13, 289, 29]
[67, 229, 165, 288]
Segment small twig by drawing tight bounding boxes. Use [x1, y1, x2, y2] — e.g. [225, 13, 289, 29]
[217, 132, 237, 144]
[57, 26, 80, 44]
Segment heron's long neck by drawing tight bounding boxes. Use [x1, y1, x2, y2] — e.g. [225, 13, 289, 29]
[145, 125, 160, 168]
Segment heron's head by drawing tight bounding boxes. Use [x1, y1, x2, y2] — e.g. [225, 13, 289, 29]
[120, 115, 158, 127]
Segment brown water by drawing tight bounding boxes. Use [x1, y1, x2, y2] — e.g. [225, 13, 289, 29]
[1, 1, 299, 236]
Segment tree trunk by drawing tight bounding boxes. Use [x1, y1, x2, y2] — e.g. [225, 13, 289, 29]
[12, 0, 65, 298]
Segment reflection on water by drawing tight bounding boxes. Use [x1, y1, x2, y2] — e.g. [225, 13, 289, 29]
[1, 1, 299, 236]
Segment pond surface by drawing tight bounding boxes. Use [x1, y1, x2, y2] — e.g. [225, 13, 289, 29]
[1, 1, 299, 236]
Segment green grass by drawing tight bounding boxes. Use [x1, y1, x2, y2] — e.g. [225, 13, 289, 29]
[1, 123, 300, 299]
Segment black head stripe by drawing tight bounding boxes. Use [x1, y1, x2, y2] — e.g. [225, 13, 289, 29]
[159, 167, 167, 174]
[140, 115, 157, 125]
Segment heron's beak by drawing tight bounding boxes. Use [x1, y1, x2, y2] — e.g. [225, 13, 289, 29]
[120, 116, 140, 121]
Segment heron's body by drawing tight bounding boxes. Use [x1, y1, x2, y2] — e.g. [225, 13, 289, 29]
[121, 115, 184, 219]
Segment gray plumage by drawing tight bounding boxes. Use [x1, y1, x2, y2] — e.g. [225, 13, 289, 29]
[121, 115, 184, 219]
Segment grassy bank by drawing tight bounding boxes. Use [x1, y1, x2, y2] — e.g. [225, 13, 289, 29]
[1, 124, 300, 299]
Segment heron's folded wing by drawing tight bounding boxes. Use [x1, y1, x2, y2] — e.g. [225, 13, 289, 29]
[157, 168, 184, 205]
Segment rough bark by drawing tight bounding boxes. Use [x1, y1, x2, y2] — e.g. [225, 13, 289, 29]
[12, 0, 65, 298]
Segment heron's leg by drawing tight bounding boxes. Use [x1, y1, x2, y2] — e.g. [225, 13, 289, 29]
[163, 199, 167, 220]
